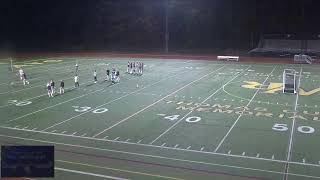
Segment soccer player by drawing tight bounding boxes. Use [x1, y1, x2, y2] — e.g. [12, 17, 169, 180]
[50, 80, 55, 94]
[127, 61, 130, 73]
[74, 75, 79, 87]
[111, 67, 116, 83]
[130, 62, 133, 74]
[60, 80, 65, 94]
[93, 70, 97, 83]
[115, 71, 120, 83]
[75, 63, 79, 73]
[141, 62, 144, 74]
[22, 72, 30, 85]
[47, 82, 52, 97]
[106, 69, 110, 81]
[18, 68, 24, 80]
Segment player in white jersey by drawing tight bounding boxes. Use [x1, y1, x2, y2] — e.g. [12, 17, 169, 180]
[74, 75, 79, 87]
[127, 61, 130, 73]
[93, 70, 97, 83]
[18, 68, 24, 80]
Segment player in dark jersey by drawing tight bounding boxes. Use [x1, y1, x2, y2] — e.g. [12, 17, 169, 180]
[51, 80, 55, 94]
[106, 69, 110, 81]
[47, 82, 52, 97]
[60, 80, 65, 94]
[22, 72, 30, 85]
[116, 71, 120, 83]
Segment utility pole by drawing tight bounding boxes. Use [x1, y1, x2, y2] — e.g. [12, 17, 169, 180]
[165, 0, 169, 53]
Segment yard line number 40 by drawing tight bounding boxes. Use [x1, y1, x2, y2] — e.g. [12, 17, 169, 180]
[272, 123, 315, 134]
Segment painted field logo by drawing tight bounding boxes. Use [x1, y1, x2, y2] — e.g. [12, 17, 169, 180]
[241, 81, 320, 96]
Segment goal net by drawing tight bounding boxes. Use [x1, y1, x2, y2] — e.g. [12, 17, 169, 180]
[283, 69, 297, 94]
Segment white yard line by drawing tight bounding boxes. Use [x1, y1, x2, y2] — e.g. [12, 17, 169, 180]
[55, 167, 129, 180]
[283, 67, 303, 180]
[214, 66, 277, 152]
[92, 66, 226, 138]
[1, 133, 320, 179]
[149, 66, 251, 144]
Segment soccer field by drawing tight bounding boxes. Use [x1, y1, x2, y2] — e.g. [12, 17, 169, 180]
[1, 56, 320, 180]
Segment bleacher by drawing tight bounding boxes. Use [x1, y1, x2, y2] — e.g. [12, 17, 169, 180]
[249, 34, 320, 58]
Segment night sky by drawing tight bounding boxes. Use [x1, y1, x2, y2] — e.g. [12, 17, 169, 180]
[1, 0, 319, 52]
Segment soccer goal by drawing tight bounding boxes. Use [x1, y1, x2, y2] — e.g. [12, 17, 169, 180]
[283, 69, 297, 94]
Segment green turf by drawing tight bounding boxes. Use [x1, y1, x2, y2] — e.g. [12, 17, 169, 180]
[1, 56, 320, 180]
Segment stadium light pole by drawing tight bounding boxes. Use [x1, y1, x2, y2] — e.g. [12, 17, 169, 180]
[165, 0, 169, 53]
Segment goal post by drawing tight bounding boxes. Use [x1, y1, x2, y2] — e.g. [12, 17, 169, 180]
[283, 69, 297, 94]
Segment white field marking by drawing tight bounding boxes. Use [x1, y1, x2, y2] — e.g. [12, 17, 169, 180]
[8, 87, 106, 122]
[1, 134, 320, 179]
[272, 155, 275, 160]
[55, 167, 129, 180]
[256, 154, 260, 158]
[40, 65, 196, 132]
[228, 150, 231, 155]
[303, 159, 306, 163]
[14, 125, 20, 128]
[161, 143, 166, 147]
[81, 133, 87, 137]
[125, 139, 130, 142]
[283, 67, 303, 180]
[51, 130, 57, 133]
[61, 131, 67, 134]
[114, 137, 120, 141]
[149, 66, 251, 144]
[72, 132, 77, 135]
[23, 126, 29, 129]
[242, 152, 246, 156]
[32, 128, 37, 130]
[157, 114, 166, 116]
[174, 144, 179, 148]
[0, 124, 312, 166]
[214, 66, 277, 153]
[187, 146, 191, 150]
[200, 147, 204, 151]
[92, 66, 226, 138]
[103, 136, 109, 139]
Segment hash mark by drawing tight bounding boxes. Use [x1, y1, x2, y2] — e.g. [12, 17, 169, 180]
[114, 137, 120, 141]
[272, 155, 275, 160]
[72, 132, 77, 135]
[303, 159, 306, 163]
[32, 128, 37, 131]
[137, 140, 142, 143]
[200, 147, 204, 151]
[256, 153, 260, 158]
[242, 152, 246, 156]
[125, 139, 130, 142]
[61, 131, 67, 134]
[51, 130, 57, 133]
[23, 126, 29, 129]
[81, 133, 87, 137]
[174, 144, 179, 148]
[161, 143, 166, 147]
[228, 150, 231, 154]
[187, 146, 191, 150]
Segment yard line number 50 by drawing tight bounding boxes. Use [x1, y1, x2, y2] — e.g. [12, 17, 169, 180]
[272, 123, 315, 134]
